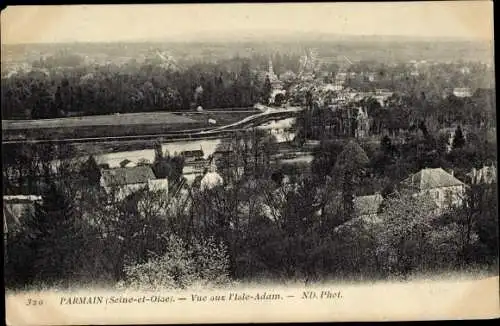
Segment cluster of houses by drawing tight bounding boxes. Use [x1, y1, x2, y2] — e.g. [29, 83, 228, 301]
[351, 165, 496, 226]
[331, 167, 469, 233]
[3, 158, 223, 241]
[258, 51, 393, 107]
[243, 164, 493, 232]
[3, 156, 497, 255]
[98, 147, 227, 200]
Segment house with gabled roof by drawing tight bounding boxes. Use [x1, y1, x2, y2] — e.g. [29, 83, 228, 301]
[100, 166, 167, 200]
[400, 168, 465, 210]
[331, 193, 385, 233]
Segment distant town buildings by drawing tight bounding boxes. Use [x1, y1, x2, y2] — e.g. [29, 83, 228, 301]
[279, 70, 297, 83]
[460, 66, 471, 75]
[323, 83, 344, 92]
[453, 87, 472, 98]
[367, 72, 377, 82]
[258, 58, 285, 104]
[335, 72, 348, 86]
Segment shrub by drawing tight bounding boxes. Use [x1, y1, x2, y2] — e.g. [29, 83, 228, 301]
[120, 234, 231, 290]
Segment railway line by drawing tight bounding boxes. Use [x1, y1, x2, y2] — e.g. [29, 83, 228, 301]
[2, 129, 242, 144]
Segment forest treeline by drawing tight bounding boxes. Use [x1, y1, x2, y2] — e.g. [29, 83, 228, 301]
[2, 51, 303, 119]
[295, 88, 496, 143]
[1, 51, 494, 121]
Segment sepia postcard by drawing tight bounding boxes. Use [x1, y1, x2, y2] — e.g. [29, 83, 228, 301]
[2, 2, 498, 324]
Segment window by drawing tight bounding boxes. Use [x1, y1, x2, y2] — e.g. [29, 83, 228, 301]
[445, 189, 453, 207]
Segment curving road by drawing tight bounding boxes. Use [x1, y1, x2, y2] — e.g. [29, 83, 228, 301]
[200, 106, 303, 134]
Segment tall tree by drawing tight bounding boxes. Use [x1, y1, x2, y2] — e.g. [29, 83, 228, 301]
[80, 155, 102, 188]
[311, 140, 344, 182]
[261, 76, 272, 104]
[17, 183, 86, 285]
[381, 135, 394, 156]
[333, 140, 369, 218]
[376, 190, 439, 276]
[452, 125, 466, 149]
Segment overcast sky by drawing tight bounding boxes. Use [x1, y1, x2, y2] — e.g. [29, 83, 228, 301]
[1, 2, 493, 44]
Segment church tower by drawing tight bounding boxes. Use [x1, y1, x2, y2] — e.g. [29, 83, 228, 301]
[268, 58, 276, 80]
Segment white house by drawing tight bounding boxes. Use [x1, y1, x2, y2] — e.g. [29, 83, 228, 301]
[100, 166, 167, 200]
[199, 161, 223, 191]
[401, 168, 466, 211]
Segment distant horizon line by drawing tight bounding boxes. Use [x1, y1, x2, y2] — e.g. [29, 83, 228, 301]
[1, 31, 492, 46]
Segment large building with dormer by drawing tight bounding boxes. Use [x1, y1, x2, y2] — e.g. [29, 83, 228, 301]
[400, 168, 466, 211]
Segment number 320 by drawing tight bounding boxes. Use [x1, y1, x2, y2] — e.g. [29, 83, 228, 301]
[26, 298, 43, 306]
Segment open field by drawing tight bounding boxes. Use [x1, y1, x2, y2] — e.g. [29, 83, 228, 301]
[2, 123, 205, 140]
[2, 112, 198, 130]
[1, 111, 257, 140]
